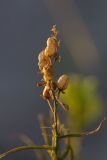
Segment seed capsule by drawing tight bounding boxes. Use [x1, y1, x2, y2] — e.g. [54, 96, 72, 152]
[43, 85, 50, 99]
[42, 67, 53, 82]
[38, 50, 46, 70]
[45, 37, 58, 57]
[38, 50, 52, 71]
[57, 74, 69, 91]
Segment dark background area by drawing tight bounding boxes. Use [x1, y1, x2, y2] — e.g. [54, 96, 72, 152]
[0, 0, 107, 159]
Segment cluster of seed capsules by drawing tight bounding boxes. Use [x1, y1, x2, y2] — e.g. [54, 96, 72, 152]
[37, 25, 69, 102]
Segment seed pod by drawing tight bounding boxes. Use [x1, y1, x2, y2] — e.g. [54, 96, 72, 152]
[42, 67, 53, 82]
[47, 37, 57, 47]
[38, 50, 46, 70]
[43, 85, 50, 99]
[38, 50, 45, 61]
[38, 50, 52, 71]
[45, 37, 58, 57]
[57, 74, 69, 90]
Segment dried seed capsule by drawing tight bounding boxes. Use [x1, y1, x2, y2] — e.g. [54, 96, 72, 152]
[47, 37, 57, 47]
[44, 37, 58, 57]
[42, 67, 53, 82]
[38, 50, 45, 61]
[43, 85, 50, 99]
[57, 74, 69, 90]
[38, 50, 52, 71]
[38, 50, 46, 70]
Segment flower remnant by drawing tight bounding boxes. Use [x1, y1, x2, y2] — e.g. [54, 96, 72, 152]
[37, 25, 69, 104]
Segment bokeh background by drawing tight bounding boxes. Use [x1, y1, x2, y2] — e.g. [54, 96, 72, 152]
[0, 0, 107, 159]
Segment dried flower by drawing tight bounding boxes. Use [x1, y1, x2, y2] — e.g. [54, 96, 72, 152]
[37, 26, 69, 101]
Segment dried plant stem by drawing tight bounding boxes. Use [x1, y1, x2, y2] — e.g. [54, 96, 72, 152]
[0, 145, 54, 159]
[53, 100, 58, 157]
[50, 90, 59, 160]
[39, 115, 52, 158]
[60, 145, 69, 160]
[47, 99, 54, 113]
[19, 134, 47, 160]
[69, 145, 75, 160]
[58, 117, 106, 139]
[59, 142, 75, 160]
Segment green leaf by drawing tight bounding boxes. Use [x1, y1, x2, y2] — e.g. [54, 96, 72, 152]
[62, 74, 103, 129]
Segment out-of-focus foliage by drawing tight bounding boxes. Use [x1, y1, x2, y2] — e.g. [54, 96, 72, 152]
[61, 74, 103, 159]
[62, 74, 103, 129]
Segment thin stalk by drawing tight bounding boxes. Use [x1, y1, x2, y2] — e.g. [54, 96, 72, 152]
[47, 99, 54, 113]
[39, 115, 52, 158]
[51, 90, 59, 160]
[0, 145, 54, 159]
[58, 117, 106, 139]
[53, 99, 58, 151]
[59, 146, 69, 160]
[19, 134, 47, 160]
[59, 145, 75, 160]
[69, 145, 75, 160]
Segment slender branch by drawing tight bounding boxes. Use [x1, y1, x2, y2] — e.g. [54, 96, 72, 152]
[69, 145, 75, 160]
[55, 96, 69, 111]
[47, 99, 54, 113]
[0, 145, 55, 159]
[58, 117, 106, 139]
[54, 99, 58, 138]
[59, 145, 75, 160]
[19, 134, 47, 160]
[39, 115, 51, 145]
[59, 146, 69, 160]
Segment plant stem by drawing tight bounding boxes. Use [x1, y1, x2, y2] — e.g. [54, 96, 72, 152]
[51, 91, 59, 160]
[47, 99, 54, 113]
[58, 117, 106, 139]
[69, 145, 75, 160]
[59, 145, 69, 160]
[0, 145, 54, 159]
[54, 99, 58, 155]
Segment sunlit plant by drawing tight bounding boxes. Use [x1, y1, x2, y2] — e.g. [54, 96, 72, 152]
[0, 25, 106, 160]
